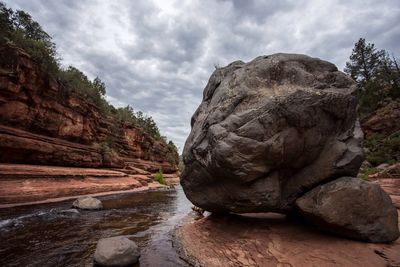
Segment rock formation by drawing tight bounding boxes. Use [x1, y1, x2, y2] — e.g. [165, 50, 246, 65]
[296, 177, 399, 243]
[181, 53, 399, 242]
[0, 44, 178, 173]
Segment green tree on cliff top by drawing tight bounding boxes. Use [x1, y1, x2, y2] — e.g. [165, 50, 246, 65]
[1, 2, 59, 76]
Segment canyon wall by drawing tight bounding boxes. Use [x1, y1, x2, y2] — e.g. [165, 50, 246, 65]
[0, 44, 178, 173]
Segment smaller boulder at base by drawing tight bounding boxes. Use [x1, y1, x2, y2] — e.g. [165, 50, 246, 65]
[72, 196, 103, 210]
[296, 177, 400, 243]
[94, 236, 140, 267]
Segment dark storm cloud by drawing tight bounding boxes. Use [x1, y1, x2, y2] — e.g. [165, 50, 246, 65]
[4, 0, 400, 152]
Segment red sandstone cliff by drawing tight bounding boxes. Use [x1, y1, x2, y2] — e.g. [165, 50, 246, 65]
[0, 44, 178, 173]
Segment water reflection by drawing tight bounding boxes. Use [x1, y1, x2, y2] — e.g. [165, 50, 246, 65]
[0, 186, 192, 267]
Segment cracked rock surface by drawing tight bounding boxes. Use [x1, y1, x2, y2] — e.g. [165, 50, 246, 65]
[182, 53, 363, 213]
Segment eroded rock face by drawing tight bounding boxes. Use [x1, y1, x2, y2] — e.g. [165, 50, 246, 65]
[182, 53, 364, 213]
[94, 236, 140, 267]
[296, 177, 399, 243]
[0, 44, 178, 173]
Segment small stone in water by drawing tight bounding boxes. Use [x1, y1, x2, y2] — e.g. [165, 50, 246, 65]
[94, 236, 140, 266]
[72, 196, 103, 210]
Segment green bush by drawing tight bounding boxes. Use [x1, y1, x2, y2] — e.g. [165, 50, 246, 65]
[365, 132, 400, 166]
[99, 142, 111, 155]
[59, 66, 108, 111]
[358, 81, 388, 118]
[358, 165, 379, 181]
[113, 106, 166, 141]
[1, 4, 60, 78]
[154, 169, 166, 185]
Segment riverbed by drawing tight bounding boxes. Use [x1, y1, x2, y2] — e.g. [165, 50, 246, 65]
[0, 186, 192, 267]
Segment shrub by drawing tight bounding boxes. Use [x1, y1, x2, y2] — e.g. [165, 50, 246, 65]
[358, 165, 379, 181]
[166, 140, 178, 165]
[154, 169, 166, 185]
[1, 4, 60, 78]
[358, 81, 388, 118]
[59, 66, 108, 112]
[99, 141, 111, 156]
[167, 140, 177, 152]
[365, 132, 400, 166]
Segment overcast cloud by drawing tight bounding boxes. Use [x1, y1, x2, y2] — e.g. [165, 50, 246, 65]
[5, 0, 400, 152]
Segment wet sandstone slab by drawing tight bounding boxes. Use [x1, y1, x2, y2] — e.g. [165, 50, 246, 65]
[177, 212, 400, 267]
[177, 179, 400, 266]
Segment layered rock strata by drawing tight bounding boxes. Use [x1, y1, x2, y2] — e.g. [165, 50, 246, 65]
[0, 44, 178, 173]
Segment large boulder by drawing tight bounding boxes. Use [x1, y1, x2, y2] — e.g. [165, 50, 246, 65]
[296, 177, 399, 243]
[94, 236, 140, 266]
[72, 196, 102, 210]
[181, 53, 364, 213]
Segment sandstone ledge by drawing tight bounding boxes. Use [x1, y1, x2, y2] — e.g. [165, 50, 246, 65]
[0, 164, 179, 206]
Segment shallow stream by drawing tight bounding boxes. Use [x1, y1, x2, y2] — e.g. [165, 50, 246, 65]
[0, 186, 192, 267]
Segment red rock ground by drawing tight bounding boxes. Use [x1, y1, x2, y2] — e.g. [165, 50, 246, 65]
[374, 179, 400, 209]
[177, 177, 400, 267]
[0, 164, 179, 206]
[177, 212, 400, 267]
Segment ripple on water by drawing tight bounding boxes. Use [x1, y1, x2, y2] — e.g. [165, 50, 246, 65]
[0, 186, 193, 267]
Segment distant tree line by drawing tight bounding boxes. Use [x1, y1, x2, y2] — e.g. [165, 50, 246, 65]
[0, 2, 177, 153]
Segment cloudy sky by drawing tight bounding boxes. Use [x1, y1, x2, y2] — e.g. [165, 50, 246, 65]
[5, 0, 400, 152]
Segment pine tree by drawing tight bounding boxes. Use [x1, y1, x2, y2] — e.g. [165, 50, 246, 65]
[344, 38, 385, 87]
[93, 77, 106, 96]
[345, 38, 400, 116]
